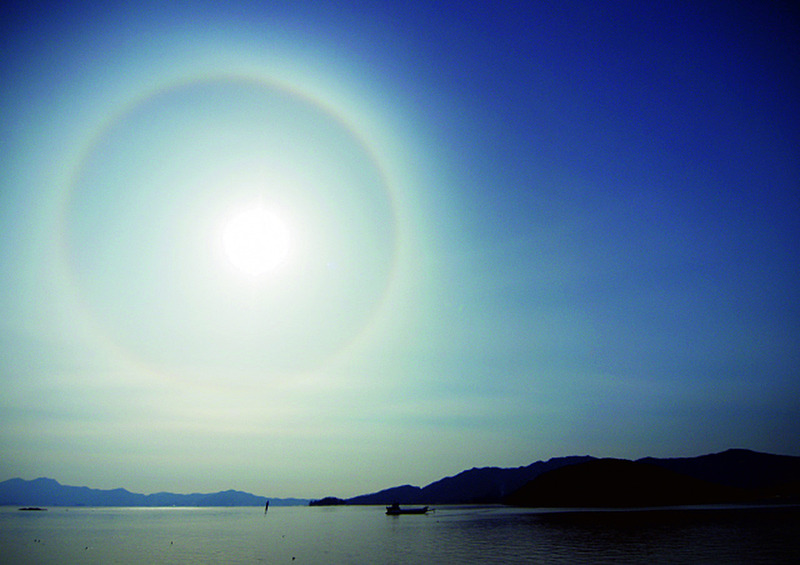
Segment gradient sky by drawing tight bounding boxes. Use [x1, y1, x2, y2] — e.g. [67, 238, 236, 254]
[2, 1, 798, 498]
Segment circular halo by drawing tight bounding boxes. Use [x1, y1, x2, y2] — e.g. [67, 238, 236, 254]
[59, 74, 400, 384]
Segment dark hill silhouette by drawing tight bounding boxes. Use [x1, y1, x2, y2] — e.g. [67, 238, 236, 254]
[504, 458, 749, 508]
[4, 449, 797, 507]
[347, 456, 594, 505]
[638, 448, 800, 493]
[348, 484, 425, 505]
[348, 449, 800, 506]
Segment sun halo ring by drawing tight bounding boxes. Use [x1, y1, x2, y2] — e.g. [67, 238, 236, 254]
[56, 72, 402, 385]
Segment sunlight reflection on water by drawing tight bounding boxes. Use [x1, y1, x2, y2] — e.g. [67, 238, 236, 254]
[2, 505, 799, 564]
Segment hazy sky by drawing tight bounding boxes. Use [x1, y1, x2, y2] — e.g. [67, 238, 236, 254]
[2, 1, 798, 498]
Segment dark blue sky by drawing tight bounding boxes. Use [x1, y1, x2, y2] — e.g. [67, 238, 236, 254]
[1, 1, 798, 496]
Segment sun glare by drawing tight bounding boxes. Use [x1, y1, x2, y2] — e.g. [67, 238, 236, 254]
[221, 205, 291, 276]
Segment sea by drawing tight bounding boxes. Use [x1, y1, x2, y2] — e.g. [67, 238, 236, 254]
[1, 504, 799, 564]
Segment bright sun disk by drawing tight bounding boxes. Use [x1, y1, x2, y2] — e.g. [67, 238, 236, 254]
[221, 205, 291, 276]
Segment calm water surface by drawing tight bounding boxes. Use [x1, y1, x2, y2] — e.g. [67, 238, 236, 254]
[2, 504, 798, 564]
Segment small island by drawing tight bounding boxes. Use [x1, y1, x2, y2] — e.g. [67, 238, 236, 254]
[18, 507, 47, 511]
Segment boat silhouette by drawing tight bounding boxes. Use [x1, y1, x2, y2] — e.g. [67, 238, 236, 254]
[385, 503, 430, 515]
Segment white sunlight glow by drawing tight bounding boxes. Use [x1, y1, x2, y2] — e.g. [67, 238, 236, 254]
[221, 205, 291, 276]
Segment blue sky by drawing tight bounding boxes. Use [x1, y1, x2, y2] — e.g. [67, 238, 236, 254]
[1, 1, 798, 498]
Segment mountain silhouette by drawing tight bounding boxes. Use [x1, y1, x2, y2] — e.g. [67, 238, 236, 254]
[3, 449, 797, 508]
[0, 477, 308, 507]
[504, 458, 749, 508]
[347, 456, 595, 504]
[638, 448, 800, 491]
[348, 449, 799, 506]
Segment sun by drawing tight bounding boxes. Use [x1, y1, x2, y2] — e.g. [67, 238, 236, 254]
[221, 204, 291, 276]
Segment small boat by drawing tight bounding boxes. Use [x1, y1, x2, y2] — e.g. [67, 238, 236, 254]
[385, 503, 430, 515]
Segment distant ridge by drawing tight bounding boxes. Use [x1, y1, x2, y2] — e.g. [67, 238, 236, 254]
[504, 458, 749, 508]
[4, 449, 797, 508]
[346, 449, 800, 506]
[347, 456, 595, 505]
[638, 448, 800, 491]
[0, 478, 309, 507]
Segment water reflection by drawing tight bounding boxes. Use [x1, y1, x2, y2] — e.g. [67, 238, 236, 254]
[2, 505, 798, 564]
[429, 505, 800, 564]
